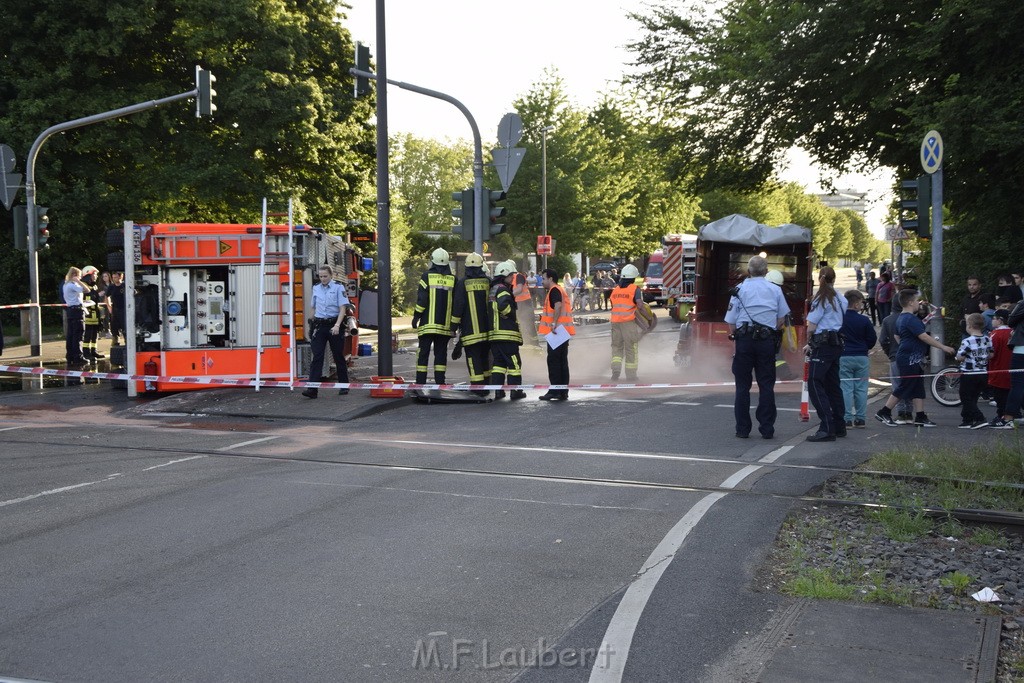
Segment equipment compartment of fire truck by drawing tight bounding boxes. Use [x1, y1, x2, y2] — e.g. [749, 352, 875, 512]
[674, 214, 813, 370]
[116, 220, 363, 394]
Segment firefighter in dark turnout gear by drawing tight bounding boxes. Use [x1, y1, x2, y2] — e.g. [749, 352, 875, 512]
[80, 266, 106, 360]
[488, 261, 526, 400]
[412, 248, 456, 385]
[451, 252, 493, 397]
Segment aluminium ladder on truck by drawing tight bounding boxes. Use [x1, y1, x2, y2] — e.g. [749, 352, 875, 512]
[256, 197, 296, 392]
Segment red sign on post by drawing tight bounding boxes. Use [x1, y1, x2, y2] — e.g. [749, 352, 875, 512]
[537, 235, 553, 255]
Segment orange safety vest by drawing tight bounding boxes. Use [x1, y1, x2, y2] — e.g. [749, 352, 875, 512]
[610, 284, 638, 323]
[538, 285, 576, 335]
[512, 273, 532, 303]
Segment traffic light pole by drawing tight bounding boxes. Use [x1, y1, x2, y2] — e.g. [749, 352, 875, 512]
[349, 69, 485, 254]
[23, 88, 200, 356]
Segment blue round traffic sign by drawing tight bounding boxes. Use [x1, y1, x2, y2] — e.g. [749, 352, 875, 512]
[920, 130, 943, 174]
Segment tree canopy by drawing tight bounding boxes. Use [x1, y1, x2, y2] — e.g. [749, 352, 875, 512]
[628, 0, 1024, 299]
[0, 0, 375, 303]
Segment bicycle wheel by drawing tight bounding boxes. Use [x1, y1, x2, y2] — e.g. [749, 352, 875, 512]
[930, 366, 962, 407]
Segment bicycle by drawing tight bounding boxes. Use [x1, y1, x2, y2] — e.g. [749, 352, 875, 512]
[929, 365, 962, 407]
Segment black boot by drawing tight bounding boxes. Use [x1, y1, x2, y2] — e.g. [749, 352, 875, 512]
[510, 389, 527, 400]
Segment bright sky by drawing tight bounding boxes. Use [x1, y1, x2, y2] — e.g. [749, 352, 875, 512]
[343, 0, 892, 238]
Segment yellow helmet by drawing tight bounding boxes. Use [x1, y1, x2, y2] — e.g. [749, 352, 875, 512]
[431, 248, 450, 266]
[620, 264, 640, 280]
[465, 252, 484, 267]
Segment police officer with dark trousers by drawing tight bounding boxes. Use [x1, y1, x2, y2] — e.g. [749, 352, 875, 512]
[412, 248, 456, 386]
[302, 265, 353, 399]
[488, 261, 526, 400]
[725, 256, 790, 439]
[804, 266, 848, 441]
[451, 253, 492, 397]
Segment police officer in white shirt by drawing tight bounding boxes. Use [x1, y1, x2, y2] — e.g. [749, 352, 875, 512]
[804, 266, 848, 441]
[302, 265, 354, 399]
[725, 256, 791, 439]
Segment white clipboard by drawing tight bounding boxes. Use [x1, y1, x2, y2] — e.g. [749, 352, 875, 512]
[545, 324, 570, 350]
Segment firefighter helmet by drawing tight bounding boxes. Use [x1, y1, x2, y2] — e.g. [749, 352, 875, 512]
[766, 270, 784, 286]
[81, 265, 99, 277]
[620, 264, 640, 280]
[431, 248, 450, 266]
[494, 261, 516, 277]
[465, 252, 484, 267]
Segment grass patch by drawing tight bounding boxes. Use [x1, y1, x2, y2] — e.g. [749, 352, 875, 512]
[870, 506, 932, 541]
[786, 568, 858, 600]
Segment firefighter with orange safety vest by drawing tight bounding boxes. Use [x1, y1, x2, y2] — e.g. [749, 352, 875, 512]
[511, 266, 538, 345]
[412, 248, 456, 386]
[538, 268, 575, 401]
[451, 252, 493, 397]
[488, 261, 526, 400]
[609, 264, 650, 381]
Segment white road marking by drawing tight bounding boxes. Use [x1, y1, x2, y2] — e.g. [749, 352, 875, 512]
[216, 435, 281, 451]
[589, 440, 791, 681]
[589, 493, 726, 680]
[0, 473, 122, 508]
[0, 426, 26, 432]
[664, 401, 701, 406]
[1, 456, 209, 508]
[606, 399, 647, 403]
[141, 455, 207, 471]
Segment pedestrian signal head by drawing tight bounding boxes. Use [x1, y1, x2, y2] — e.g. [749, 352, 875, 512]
[431, 248, 450, 266]
[620, 264, 640, 280]
[494, 261, 516, 277]
[766, 270, 784, 286]
[465, 252, 484, 267]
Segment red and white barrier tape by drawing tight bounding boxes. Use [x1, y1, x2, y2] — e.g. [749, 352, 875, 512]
[0, 363, 787, 391]
[1, 363, 1018, 391]
[0, 303, 70, 310]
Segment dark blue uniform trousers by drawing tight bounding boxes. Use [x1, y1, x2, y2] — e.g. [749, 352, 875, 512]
[807, 343, 845, 435]
[732, 336, 778, 437]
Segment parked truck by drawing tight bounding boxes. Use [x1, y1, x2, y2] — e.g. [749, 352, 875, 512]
[674, 215, 813, 371]
[112, 219, 365, 394]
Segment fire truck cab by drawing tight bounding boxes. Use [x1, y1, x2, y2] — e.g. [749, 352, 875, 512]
[117, 221, 364, 394]
[674, 214, 814, 371]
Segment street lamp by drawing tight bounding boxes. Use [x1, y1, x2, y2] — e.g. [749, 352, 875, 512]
[541, 125, 555, 271]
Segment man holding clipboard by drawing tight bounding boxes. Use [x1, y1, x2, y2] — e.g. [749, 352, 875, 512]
[538, 269, 576, 401]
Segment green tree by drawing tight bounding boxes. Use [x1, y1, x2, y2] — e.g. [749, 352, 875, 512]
[628, 0, 1024, 302]
[0, 0, 375, 303]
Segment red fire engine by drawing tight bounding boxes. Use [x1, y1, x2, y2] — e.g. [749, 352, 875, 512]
[114, 218, 363, 394]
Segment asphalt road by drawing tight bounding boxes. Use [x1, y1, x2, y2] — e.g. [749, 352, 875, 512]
[3, 326, 1011, 683]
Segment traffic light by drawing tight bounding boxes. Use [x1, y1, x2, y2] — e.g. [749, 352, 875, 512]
[195, 66, 217, 118]
[485, 188, 507, 236]
[12, 205, 28, 251]
[354, 42, 371, 98]
[36, 206, 50, 250]
[451, 188, 474, 241]
[899, 175, 932, 239]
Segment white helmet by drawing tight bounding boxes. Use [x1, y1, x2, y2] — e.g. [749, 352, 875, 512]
[431, 248, 450, 266]
[494, 261, 516, 277]
[465, 252, 484, 267]
[766, 270, 784, 286]
[620, 264, 640, 280]
[81, 265, 99, 277]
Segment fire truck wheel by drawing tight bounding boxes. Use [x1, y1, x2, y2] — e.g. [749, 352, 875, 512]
[106, 228, 125, 249]
[107, 251, 125, 271]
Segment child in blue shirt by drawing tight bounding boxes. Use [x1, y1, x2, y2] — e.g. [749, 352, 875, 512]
[876, 288, 954, 427]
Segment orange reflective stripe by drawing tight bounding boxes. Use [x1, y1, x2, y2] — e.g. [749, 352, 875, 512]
[538, 285, 576, 335]
[610, 284, 638, 323]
